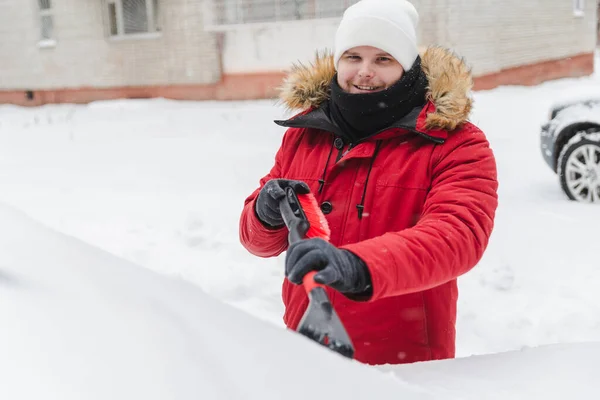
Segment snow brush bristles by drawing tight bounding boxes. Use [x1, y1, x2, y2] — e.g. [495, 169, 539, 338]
[279, 186, 354, 359]
[296, 193, 330, 240]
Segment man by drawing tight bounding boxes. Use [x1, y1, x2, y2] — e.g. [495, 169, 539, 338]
[239, 0, 498, 365]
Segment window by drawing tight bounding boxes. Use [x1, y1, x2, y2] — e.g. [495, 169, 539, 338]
[37, 0, 54, 42]
[105, 0, 160, 37]
[573, 0, 585, 17]
[208, 0, 359, 27]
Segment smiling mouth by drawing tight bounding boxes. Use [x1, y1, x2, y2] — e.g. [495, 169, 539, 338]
[353, 85, 382, 92]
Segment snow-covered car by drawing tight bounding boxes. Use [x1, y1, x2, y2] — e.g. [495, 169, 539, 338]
[1, 199, 598, 399]
[540, 98, 600, 202]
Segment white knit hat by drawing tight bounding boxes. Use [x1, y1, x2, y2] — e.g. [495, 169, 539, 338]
[333, 0, 419, 71]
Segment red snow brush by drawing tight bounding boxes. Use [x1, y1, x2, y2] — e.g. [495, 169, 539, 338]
[279, 186, 355, 359]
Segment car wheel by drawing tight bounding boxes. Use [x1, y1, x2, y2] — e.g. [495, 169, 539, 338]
[557, 131, 600, 202]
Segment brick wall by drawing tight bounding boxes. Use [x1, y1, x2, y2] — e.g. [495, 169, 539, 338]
[0, 0, 597, 104]
[0, 0, 221, 90]
[414, 0, 597, 76]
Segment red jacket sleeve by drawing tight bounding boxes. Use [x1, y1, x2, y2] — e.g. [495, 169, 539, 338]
[238, 133, 290, 258]
[341, 125, 499, 301]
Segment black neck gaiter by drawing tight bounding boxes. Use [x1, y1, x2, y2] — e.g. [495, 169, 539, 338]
[328, 56, 429, 142]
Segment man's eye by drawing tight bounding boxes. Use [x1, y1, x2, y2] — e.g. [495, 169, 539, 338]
[378, 57, 391, 62]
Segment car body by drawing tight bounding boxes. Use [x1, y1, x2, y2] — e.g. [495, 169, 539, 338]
[540, 97, 600, 202]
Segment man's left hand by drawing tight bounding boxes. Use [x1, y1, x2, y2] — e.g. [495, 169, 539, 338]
[285, 238, 372, 295]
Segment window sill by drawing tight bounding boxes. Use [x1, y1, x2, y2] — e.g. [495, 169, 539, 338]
[37, 39, 57, 48]
[573, 10, 585, 18]
[108, 32, 162, 41]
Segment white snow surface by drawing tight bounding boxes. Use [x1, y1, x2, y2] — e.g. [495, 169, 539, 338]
[1, 201, 597, 399]
[0, 203, 422, 399]
[1, 71, 600, 397]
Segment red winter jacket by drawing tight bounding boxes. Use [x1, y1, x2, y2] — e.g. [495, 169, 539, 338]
[239, 47, 498, 365]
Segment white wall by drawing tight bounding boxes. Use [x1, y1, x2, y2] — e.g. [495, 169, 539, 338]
[416, 0, 597, 75]
[1, 0, 596, 91]
[219, 19, 339, 74]
[0, 0, 221, 90]
[219, 0, 598, 77]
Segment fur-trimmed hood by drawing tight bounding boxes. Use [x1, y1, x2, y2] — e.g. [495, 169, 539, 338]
[278, 46, 473, 132]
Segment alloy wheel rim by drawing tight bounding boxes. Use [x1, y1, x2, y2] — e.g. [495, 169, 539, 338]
[565, 144, 600, 202]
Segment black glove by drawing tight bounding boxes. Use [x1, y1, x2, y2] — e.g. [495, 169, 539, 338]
[255, 179, 310, 228]
[285, 238, 372, 295]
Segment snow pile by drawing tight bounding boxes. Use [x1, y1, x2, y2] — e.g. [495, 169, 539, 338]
[386, 342, 600, 399]
[0, 202, 418, 399]
[1, 200, 598, 399]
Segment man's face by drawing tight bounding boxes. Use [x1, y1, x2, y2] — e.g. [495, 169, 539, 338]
[336, 46, 405, 94]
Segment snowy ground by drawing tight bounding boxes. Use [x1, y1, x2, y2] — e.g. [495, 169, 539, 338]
[0, 72, 599, 363]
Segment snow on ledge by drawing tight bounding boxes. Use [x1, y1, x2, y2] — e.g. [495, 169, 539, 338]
[37, 39, 57, 48]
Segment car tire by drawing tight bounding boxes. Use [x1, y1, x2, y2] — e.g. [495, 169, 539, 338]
[557, 130, 600, 203]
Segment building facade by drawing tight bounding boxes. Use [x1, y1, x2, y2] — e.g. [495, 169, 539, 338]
[0, 0, 597, 105]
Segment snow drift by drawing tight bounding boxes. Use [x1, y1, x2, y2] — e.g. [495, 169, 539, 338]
[0, 201, 598, 400]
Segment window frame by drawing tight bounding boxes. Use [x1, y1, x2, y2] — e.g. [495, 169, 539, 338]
[573, 0, 585, 17]
[105, 0, 161, 40]
[203, 0, 354, 31]
[37, 0, 56, 47]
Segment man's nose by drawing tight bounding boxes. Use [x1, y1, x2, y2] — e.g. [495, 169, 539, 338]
[358, 62, 375, 78]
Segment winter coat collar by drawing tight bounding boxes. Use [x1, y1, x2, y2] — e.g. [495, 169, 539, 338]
[275, 47, 474, 140]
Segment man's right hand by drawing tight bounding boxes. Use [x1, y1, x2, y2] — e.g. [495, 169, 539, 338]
[255, 179, 310, 228]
